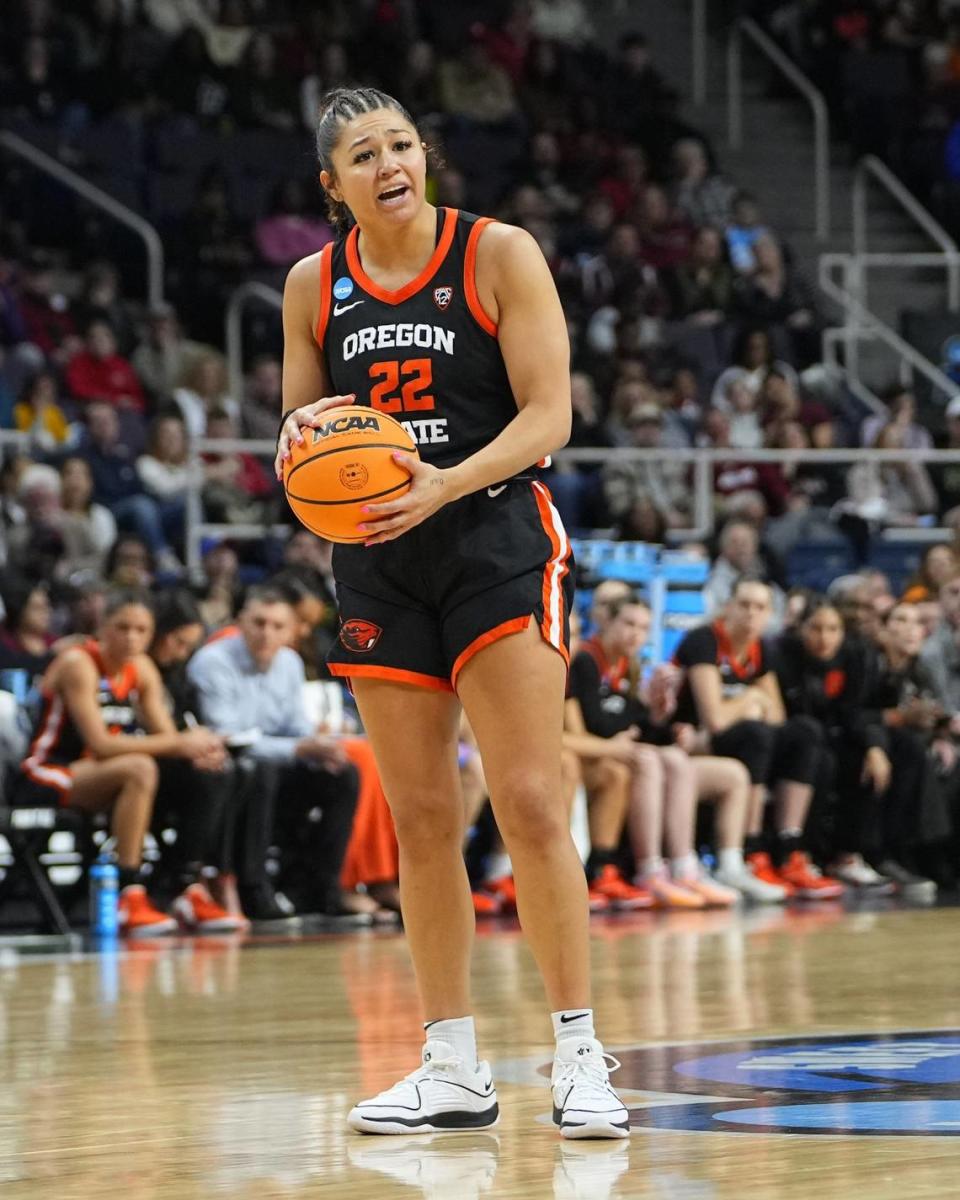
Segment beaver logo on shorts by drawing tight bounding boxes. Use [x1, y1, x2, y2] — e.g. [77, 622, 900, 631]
[340, 619, 383, 653]
[433, 286, 453, 311]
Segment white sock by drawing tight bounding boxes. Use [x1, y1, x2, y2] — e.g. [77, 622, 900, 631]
[637, 856, 663, 881]
[484, 851, 512, 883]
[424, 1016, 477, 1069]
[671, 853, 699, 880]
[552, 1008, 596, 1046]
[718, 847, 744, 874]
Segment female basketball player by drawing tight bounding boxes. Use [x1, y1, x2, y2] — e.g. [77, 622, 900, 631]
[567, 593, 754, 907]
[20, 589, 226, 936]
[275, 87, 627, 1138]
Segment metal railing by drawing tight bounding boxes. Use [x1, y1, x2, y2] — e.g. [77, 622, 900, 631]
[727, 17, 830, 240]
[852, 155, 960, 314]
[820, 253, 958, 401]
[0, 130, 165, 307]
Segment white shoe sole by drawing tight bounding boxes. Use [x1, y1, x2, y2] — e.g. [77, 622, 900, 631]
[347, 1106, 500, 1136]
[554, 1108, 630, 1140]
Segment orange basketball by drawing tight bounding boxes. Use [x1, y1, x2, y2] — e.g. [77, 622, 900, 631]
[282, 406, 418, 543]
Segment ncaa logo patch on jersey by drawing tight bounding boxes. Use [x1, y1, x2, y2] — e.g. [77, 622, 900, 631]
[333, 276, 354, 301]
[339, 619, 383, 653]
[433, 286, 453, 311]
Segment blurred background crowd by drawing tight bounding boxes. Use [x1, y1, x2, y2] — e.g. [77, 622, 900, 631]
[3, 0, 960, 932]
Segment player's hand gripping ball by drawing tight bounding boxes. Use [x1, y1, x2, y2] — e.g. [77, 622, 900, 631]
[282, 406, 419, 543]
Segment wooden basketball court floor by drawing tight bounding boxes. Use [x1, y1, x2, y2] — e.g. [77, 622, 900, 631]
[2, 901, 960, 1199]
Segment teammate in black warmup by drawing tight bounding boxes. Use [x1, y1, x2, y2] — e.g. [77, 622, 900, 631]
[275, 87, 627, 1139]
[672, 576, 843, 900]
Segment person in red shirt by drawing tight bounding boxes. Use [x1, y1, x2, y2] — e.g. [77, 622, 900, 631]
[66, 320, 146, 414]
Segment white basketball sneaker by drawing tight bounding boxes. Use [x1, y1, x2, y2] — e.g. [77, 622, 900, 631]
[347, 1039, 499, 1135]
[551, 1038, 629, 1139]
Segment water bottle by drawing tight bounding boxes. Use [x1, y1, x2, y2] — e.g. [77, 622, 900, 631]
[89, 854, 119, 937]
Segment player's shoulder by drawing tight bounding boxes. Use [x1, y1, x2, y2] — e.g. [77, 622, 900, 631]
[285, 242, 334, 298]
[467, 215, 536, 260]
[55, 644, 97, 683]
[678, 623, 717, 661]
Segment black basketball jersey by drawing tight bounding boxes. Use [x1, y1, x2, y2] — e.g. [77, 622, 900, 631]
[23, 641, 142, 772]
[314, 207, 526, 470]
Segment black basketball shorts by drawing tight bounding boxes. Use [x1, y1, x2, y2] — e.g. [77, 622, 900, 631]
[327, 479, 575, 692]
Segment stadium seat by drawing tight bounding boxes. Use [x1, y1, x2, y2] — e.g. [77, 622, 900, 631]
[866, 541, 926, 595]
[786, 541, 858, 592]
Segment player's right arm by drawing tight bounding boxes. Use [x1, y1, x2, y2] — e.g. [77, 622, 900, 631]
[55, 651, 220, 762]
[275, 252, 356, 478]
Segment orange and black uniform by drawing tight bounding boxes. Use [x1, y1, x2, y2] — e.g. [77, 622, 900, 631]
[19, 641, 141, 804]
[568, 637, 669, 744]
[315, 207, 574, 692]
[673, 621, 822, 789]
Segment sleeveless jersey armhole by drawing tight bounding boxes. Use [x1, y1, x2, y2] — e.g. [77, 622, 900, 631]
[314, 241, 334, 346]
[464, 217, 498, 337]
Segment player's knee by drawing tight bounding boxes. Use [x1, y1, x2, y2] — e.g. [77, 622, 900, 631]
[600, 758, 630, 788]
[126, 753, 158, 793]
[390, 791, 462, 848]
[659, 745, 690, 776]
[494, 771, 567, 848]
[725, 758, 751, 794]
[632, 744, 664, 782]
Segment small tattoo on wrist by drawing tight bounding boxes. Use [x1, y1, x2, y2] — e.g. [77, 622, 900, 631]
[430, 478, 445, 486]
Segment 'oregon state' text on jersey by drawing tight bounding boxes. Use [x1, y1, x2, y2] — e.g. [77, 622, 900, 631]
[314, 208, 522, 470]
[21, 641, 142, 798]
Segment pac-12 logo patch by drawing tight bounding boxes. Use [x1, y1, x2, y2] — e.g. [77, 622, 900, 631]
[339, 619, 383, 653]
[333, 276, 354, 301]
[433, 286, 453, 311]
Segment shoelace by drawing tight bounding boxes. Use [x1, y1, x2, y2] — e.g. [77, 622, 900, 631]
[555, 1052, 621, 1102]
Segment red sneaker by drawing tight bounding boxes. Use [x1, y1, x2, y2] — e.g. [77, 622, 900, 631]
[472, 890, 502, 917]
[118, 885, 177, 938]
[586, 884, 611, 913]
[590, 864, 654, 910]
[778, 851, 845, 900]
[747, 851, 796, 899]
[172, 882, 248, 933]
[485, 875, 517, 912]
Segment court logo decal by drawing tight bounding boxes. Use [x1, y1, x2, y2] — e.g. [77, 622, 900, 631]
[433, 286, 453, 311]
[339, 619, 383, 653]
[498, 1032, 960, 1136]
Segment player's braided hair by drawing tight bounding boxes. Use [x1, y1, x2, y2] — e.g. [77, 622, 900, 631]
[315, 87, 417, 231]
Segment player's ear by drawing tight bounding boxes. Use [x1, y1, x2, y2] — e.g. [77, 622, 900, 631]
[320, 169, 341, 203]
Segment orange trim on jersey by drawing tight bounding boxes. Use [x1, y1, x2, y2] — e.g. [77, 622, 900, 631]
[83, 640, 139, 701]
[315, 241, 334, 345]
[582, 636, 629, 693]
[451, 615, 531, 689]
[24, 693, 65, 771]
[328, 663, 455, 692]
[345, 207, 459, 305]
[711, 620, 763, 681]
[531, 482, 572, 664]
[22, 760, 72, 799]
[463, 217, 498, 336]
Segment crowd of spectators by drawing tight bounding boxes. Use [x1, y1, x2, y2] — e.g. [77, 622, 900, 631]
[2, 0, 960, 929]
[746, 0, 960, 237]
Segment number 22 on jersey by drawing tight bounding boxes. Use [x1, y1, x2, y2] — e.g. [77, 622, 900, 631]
[368, 358, 435, 413]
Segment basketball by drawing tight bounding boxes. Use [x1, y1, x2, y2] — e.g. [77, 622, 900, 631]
[282, 406, 418, 543]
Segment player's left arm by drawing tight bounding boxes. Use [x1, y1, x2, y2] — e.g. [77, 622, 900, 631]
[361, 225, 571, 543]
[447, 223, 572, 493]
